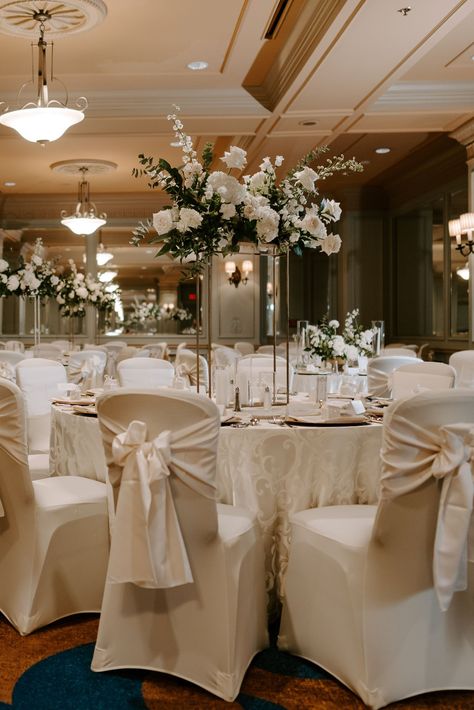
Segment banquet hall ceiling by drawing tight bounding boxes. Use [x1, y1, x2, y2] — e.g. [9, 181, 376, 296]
[0, 0, 473, 230]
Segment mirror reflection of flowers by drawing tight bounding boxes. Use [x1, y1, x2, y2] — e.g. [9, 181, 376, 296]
[0, 238, 59, 298]
[55, 261, 112, 318]
[170, 307, 193, 323]
[342, 308, 376, 357]
[132, 107, 363, 272]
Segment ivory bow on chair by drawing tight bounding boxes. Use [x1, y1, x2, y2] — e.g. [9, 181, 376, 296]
[381, 419, 474, 610]
[108, 416, 218, 589]
[175, 361, 206, 389]
[69, 356, 102, 390]
[0, 361, 15, 382]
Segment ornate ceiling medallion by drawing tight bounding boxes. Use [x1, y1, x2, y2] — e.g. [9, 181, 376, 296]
[0, 0, 107, 38]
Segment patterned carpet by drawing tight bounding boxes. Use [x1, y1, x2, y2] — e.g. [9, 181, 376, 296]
[1, 614, 474, 709]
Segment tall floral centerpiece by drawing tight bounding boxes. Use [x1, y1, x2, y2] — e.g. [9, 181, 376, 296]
[342, 308, 377, 371]
[132, 107, 363, 395]
[0, 238, 59, 344]
[307, 309, 376, 370]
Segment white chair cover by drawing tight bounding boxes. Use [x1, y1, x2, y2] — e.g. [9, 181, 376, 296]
[104, 341, 127, 351]
[234, 341, 254, 356]
[0, 361, 16, 381]
[0, 380, 109, 634]
[279, 389, 474, 709]
[68, 350, 107, 390]
[0, 350, 25, 366]
[91, 389, 268, 701]
[175, 348, 209, 391]
[257, 344, 286, 357]
[16, 358, 67, 453]
[380, 347, 417, 357]
[367, 355, 421, 397]
[213, 346, 240, 369]
[32, 343, 63, 361]
[449, 350, 474, 388]
[237, 354, 291, 397]
[117, 357, 174, 388]
[51, 339, 71, 352]
[5, 340, 24, 353]
[391, 361, 455, 400]
[146, 342, 169, 360]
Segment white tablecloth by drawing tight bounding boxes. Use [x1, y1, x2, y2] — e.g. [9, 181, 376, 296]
[50, 405, 383, 607]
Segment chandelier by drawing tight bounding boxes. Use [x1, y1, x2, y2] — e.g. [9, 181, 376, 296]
[61, 167, 107, 235]
[96, 241, 113, 266]
[0, 9, 86, 144]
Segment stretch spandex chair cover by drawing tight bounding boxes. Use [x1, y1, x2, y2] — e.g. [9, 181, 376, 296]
[278, 389, 474, 709]
[391, 361, 455, 400]
[117, 357, 174, 388]
[91, 389, 268, 701]
[0, 380, 109, 634]
[449, 350, 474, 388]
[175, 348, 209, 391]
[367, 355, 421, 398]
[68, 349, 107, 390]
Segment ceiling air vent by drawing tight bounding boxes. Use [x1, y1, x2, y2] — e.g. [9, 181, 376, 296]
[264, 0, 292, 39]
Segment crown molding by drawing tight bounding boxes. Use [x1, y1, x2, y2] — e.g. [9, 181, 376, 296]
[371, 82, 474, 111]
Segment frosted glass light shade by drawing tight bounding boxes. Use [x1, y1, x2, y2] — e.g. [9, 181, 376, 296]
[242, 259, 253, 274]
[448, 219, 461, 237]
[0, 106, 84, 144]
[61, 215, 106, 235]
[225, 260, 236, 275]
[460, 213, 474, 232]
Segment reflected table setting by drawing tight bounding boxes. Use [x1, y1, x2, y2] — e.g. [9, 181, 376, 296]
[50, 402, 383, 609]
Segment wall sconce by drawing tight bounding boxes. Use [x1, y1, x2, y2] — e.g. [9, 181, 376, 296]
[224, 259, 253, 287]
[449, 213, 474, 255]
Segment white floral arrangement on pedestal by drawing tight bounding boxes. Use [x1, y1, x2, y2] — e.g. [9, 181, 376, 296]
[0, 238, 59, 298]
[307, 309, 376, 364]
[55, 261, 114, 318]
[132, 107, 363, 271]
[342, 308, 376, 357]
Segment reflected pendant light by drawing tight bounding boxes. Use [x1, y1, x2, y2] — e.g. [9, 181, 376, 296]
[0, 9, 86, 144]
[61, 166, 107, 235]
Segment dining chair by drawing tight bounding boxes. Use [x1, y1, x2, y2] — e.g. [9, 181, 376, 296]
[278, 389, 474, 709]
[4, 340, 25, 353]
[0, 350, 25, 367]
[51, 339, 71, 352]
[257, 344, 287, 357]
[146, 342, 169, 359]
[103, 341, 127, 352]
[237, 354, 291, 398]
[449, 350, 474, 388]
[366, 355, 421, 398]
[213, 345, 240, 369]
[16, 358, 67, 455]
[391, 361, 456, 400]
[234, 341, 254, 356]
[91, 389, 268, 701]
[380, 347, 417, 358]
[175, 348, 209, 391]
[0, 379, 109, 635]
[68, 349, 107, 389]
[32, 343, 63, 361]
[117, 357, 174, 388]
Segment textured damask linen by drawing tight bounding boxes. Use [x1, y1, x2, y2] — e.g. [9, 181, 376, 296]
[279, 389, 474, 709]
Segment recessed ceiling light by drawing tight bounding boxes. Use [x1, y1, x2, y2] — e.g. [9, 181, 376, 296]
[187, 60, 208, 71]
[141, 266, 147, 270]
[298, 120, 318, 126]
[3, 181, 16, 187]
[375, 147, 391, 154]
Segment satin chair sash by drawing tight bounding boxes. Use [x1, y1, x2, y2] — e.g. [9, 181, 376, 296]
[0, 361, 16, 382]
[380, 417, 474, 610]
[175, 361, 205, 388]
[108, 415, 217, 589]
[367, 365, 392, 398]
[69, 357, 102, 388]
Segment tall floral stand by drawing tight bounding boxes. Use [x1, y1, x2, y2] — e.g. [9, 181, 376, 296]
[262, 245, 290, 405]
[195, 259, 212, 398]
[33, 296, 41, 346]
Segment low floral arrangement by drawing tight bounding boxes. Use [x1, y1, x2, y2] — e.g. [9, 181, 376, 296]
[55, 261, 117, 318]
[342, 308, 376, 357]
[307, 310, 375, 363]
[170, 306, 193, 323]
[132, 107, 363, 272]
[0, 238, 59, 298]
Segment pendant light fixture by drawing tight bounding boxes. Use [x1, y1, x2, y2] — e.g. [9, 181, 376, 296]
[0, 1, 107, 144]
[0, 9, 86, 144]
[97, 241, 114, 266]
[61, 166, 107, 235]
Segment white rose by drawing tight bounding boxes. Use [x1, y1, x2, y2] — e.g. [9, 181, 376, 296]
[249, 171, 267, 191]
[0, 274, 6, 284]
[294, 166, 319, 192]
[0, 259, 9, 273]
[177, 207, 203, 233]
[300, 206, 327, 239]
[76, 287, 88, 299]
[51, 275, 59, 286]
[7, 275, 19, 291]
[320, 233, 342, 255]
[220, 203, 236, 220]
[153, 209, 174, 235]
[76, 273, 84, 282]
[220, 146, 247, 170]
[320, 198, 342, 222]
[56, 295, 65, 305]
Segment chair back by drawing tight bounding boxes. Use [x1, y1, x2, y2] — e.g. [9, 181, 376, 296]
[117, 357, 174, 388]
[0, 379, 34, 553]
[368, 390, 474, 616]
[146, 342, 169, 359]
[51, 340, 71, 352]
[380, 347, 417, 358]
[0, 350, 25, 366]
[4, 340, 24, 353]
[257, 344, 287, 357]
[391, 361, 455, 400]
[16, 358, 67, 452]
[213, 346, 240, 369]
[449, 350, 474, 388]
[367, 355, 420, 398]
[32, 343, 63, 361]
[175, 348, 209, 391]
[237, 354, 289, 393]
[68, 350, 107, 387]
[234, 341, 254, 356]
[96, 389, 220, 581]
[104, 341, 127, 351]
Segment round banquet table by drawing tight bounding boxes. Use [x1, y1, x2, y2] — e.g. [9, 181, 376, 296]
[50, 405, 383, 609]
